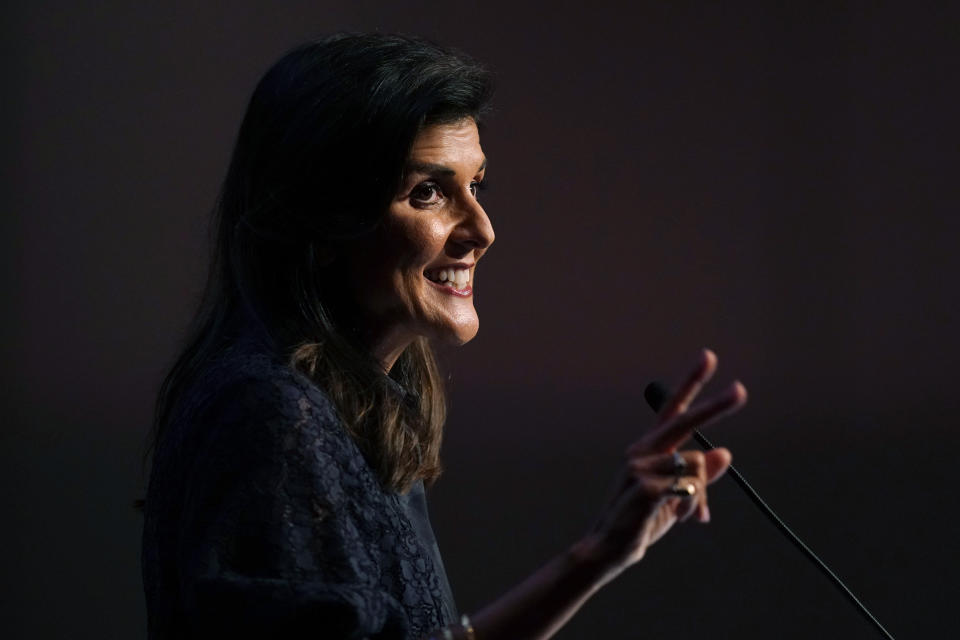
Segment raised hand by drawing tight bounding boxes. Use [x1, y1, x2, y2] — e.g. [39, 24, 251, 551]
[587, 349, 747, 579]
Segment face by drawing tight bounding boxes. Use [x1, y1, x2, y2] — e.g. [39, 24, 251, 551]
[343, 118, 494, 369]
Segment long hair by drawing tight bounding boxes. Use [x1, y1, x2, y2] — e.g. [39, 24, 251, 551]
[144, 34, 494, 494]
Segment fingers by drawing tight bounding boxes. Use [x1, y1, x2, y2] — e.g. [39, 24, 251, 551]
[645, 381, 747, 454]
[631, 450, 708, 479]
[616, 350, 744, 541]
[633, 473, 706, 522]
[629, 350, 747, 458]
[698, 448, 732, 521]
[630, 450, 713, 523]
[657, 349, 717, 421]
[704, 447, 733, 484]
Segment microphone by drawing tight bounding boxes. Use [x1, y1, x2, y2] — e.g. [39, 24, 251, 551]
[644, 381, 896, 640]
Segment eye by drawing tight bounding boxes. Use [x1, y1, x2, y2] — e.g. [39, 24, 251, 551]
[410, 181, 443, 206]
[469, 180, 488, 198]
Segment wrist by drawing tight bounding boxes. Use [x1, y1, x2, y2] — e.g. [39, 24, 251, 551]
[470, 536, 626, 640]
[566, 534, 624, 593]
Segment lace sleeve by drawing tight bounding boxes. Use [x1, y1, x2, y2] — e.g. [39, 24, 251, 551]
[175, 373, 409, 639]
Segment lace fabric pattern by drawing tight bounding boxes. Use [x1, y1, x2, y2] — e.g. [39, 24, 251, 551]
[142, 336, 457, 639]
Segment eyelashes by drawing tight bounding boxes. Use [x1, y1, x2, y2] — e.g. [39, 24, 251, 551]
[410, 182, 442, 204]
[409, 179, 488, 206]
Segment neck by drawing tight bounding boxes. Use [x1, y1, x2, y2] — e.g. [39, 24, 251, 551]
[364, 323, 415, 373]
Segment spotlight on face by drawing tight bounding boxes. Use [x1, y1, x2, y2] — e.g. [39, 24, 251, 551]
[343, 118, 495, 369]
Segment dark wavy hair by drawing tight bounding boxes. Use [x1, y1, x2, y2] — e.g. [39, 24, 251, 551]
[143, 34, 494, 495]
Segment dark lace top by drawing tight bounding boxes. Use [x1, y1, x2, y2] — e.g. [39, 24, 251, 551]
[141, 320, 458, 639]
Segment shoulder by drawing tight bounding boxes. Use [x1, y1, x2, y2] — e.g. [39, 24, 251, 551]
[199, 348, 337, 432]
[172, 345, 371, 497]
[175, 341, 332, 434]
[191, 342, 326, 409]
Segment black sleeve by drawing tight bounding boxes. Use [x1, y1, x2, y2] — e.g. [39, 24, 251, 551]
[175, 375, 409, 639]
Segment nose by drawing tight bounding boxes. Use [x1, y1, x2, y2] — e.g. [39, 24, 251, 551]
[448, 197, 495, 255]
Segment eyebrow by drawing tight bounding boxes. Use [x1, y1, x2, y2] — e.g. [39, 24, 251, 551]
[405, 157, 487, 177]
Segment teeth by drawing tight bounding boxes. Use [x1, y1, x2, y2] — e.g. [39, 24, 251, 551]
[428, 267, 470, 288]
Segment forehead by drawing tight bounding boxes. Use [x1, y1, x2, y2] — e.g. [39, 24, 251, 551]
[408, 119, 484, 168]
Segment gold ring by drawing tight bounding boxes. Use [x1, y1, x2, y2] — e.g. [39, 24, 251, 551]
[669, 481, 696, 497]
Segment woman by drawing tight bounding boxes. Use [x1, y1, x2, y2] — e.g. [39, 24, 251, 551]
[141, 33, 747, 639]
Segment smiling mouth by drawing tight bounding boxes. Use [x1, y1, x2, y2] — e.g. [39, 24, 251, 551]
[424, 267, 473, 295]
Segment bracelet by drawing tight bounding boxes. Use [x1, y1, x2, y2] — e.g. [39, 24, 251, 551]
[432, 614, 475, 640]
[461, 614, 476, 640]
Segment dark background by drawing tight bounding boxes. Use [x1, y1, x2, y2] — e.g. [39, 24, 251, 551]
[3, 1, 957, 637]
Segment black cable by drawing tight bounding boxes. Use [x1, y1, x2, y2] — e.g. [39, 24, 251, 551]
[644, 381, 896, 640]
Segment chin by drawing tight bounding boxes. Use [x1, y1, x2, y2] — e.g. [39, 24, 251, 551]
[427, 320, 479, 347]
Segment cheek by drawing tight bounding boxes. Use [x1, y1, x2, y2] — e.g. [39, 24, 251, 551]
[361, 218, 447, 308]
[390, 218, 448, 272]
